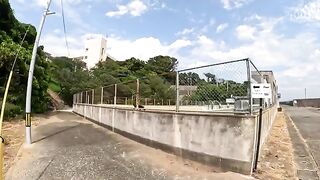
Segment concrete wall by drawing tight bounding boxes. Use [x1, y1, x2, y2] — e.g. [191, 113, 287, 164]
[294, 98, 320, 108]
[258, 104, 278, 150]
[73, 103, 258, 174]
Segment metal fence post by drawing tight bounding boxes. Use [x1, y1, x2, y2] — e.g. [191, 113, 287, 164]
[246, 59, 253, 114]
[114, 84, 117, 106]
[136, 79, 140, 107]
[92, 89, 94, 104]
[80, 92, 83, 103]
[101, 87, 104, 104]
[253, 98, 263, 171]
[131, 95, 134, 105]
[176, 71, 180, 112]
[76, 93, 79, 104]
[85, 91, 88, 104]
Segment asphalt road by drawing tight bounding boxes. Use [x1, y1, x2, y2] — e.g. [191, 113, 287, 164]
[6, 111, 252, 180]
[285, 106, 320, 178]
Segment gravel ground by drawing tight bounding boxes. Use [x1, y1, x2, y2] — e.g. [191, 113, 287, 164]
[2, 117, 42, 174]
[253, 112, 296, 180]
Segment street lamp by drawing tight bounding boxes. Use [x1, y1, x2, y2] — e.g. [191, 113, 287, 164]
[25, 0, 54, 144]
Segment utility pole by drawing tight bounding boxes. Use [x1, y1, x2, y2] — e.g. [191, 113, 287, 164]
[136, 79, 140, 107]
[305, 88, 307, 99]
[25, 0, 54, 144]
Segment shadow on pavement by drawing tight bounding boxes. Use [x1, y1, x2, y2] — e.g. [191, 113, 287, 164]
[32, 124, 81, 144]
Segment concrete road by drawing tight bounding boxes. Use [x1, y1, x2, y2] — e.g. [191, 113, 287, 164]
[285, 106, 320, 179]
[6, 111, 253, 180]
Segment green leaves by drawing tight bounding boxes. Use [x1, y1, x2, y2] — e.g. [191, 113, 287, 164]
[0, 0, 50, 116]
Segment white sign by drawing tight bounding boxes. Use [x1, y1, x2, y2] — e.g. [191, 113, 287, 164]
[226, 98, 235, 104]
[251, 83, 272, 99]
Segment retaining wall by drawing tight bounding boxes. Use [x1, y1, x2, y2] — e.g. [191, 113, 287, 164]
[258, 104, 278, 149]
[73, 103, 277, 175]
[294, 98, 320, 108]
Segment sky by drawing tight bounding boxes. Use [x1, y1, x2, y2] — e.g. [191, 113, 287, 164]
[10, 0, 320, 100]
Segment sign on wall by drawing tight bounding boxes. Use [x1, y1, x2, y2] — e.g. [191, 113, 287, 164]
[251, 83, 272, 99]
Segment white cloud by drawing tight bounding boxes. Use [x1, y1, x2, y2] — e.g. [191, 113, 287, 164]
[216, 23, 229, 33]
[168, 39, 192, 53]
[106, 0, 148, 17]
[43, 32, 191, 60]
[175, 28, 194, 36]
[289, 0, 320, 22]
[235, 25, 256, 40]
[39, 34, 87, 57]
[107, 36, 191, 61]
[220, 0, 253, 10]
[40, 33, 84, 57]
[200, 18, 215, 33]
[244, 14, 262, 22]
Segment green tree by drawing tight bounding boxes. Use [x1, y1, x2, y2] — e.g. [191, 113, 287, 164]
[179, 72, 202, 85]
[1, 0, 52, 116]
[146, 55, 177, 84]
[204, 73, 217, 84]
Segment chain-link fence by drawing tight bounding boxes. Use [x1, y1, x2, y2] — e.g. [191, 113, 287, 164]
[73, 74, 176, 110]
[74, 58, 267, 114]
[177, 59, 252, 113]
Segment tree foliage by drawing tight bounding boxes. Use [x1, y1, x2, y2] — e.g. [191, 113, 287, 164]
[0, 0, 50, 116]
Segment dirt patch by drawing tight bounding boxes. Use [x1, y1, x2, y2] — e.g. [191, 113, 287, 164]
[2, 117, 41, 174]
[253, 112, 296, 180]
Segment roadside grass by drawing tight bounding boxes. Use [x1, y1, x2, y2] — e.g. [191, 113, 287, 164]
[253, 112, 296, 180]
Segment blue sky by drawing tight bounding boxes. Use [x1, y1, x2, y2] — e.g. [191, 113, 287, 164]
[10, 0, 320, 100]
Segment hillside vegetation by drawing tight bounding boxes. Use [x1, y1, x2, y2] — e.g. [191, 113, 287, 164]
[0, 0, 50, 117]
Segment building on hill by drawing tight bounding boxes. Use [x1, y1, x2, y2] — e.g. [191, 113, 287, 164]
[83, 35, 108, 69]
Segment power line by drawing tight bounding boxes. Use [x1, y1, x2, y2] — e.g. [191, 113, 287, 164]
[11, 25, 30, 71]
[60, 0, 70, 57]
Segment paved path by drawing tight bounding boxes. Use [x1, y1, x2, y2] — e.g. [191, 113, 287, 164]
[285, 106, 320, 179]
[6, 111, 252, 180]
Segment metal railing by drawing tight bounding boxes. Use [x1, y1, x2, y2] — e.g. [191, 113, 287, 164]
[74, 58, 266, 114]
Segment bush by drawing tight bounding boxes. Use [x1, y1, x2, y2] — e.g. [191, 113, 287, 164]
[48, 80, 61, 93]
[0, 101, 23, 120]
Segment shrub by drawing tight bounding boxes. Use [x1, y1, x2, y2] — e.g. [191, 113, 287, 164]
[0, 101, 23, 120]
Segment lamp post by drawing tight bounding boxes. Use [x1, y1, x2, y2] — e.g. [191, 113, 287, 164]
[25, 0, 54, 144]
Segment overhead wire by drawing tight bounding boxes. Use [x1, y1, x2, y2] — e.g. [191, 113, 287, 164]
[60, 0, 70, 57]
[11, 25, 31, 71]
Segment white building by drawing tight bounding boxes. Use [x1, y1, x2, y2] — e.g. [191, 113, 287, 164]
[83, 35, 107, 69]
